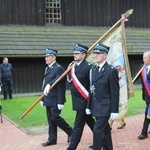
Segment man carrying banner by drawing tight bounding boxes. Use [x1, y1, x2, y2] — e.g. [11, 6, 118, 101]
[86, 43, 119, 150]
[41, 48, 73, 146]
[136, 51, 150, 140]
[67, 44, 95, 150]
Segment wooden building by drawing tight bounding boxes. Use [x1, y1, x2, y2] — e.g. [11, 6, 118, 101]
[0, 0, 150, 94]
[0, 0, 150, 27]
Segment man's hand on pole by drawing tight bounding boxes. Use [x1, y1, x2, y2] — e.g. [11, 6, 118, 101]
[43, 84, 50, 96]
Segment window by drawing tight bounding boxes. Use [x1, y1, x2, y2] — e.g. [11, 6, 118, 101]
[45, 0, 61, 24]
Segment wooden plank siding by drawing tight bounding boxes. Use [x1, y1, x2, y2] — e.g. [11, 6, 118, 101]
[61, 0, 150, 28]
[9, 57, 73, 94]
[9, 55, 142, 94]
[0, 0, 150, 27]
[0, 0, 45, 25]
[128, 55, 143, 85]
[11, 57, 44, 94]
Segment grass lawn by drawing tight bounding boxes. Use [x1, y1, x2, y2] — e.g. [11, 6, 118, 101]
[1, 94, 76, 127]
[0, 89, 146, 128]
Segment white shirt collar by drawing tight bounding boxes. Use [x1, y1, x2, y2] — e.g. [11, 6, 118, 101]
[147, 65, 150, 69]
[75, 61, 82, 66]
[97, 61, 106, 68]
[48, 61, 56, 68]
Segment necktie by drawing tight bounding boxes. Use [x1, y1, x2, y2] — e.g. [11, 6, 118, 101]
[94, 66, 99, 78]
[98, 66, 101, 72]
[46, 67, 50, 74]
[43, 67, 50, 89]
[97, 66, 101, 72]
[75, 63, 79, 67]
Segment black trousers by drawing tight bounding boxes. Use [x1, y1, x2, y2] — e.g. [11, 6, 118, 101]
[141, 103, 150, 136]
[67, 110, 95, 150]
[46, 106, 72, 142]
[2, 79, 13, 100]
[93, 116, 113, 150]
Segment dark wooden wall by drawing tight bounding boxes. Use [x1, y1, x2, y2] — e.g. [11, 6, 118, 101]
[8, 57, 73, 94]
[7, 56, 141, 94]
[0, 0, 45, 25]
[128, 55, 143, 85]
[0, 0, 150, 27]
[61, 0, 150, 28]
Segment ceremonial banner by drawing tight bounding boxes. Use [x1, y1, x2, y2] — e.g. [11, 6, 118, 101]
[87, 23, 134, 121]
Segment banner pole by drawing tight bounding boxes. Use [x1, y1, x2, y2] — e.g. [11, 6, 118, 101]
[20, 65, 73, 119]
[87, 9, 133, 53]
[132, 65, 144, 83]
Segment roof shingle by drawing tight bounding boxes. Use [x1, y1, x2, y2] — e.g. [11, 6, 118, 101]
[0, 24, 150, 57]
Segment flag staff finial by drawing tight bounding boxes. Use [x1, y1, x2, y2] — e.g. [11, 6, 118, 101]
[124, 9, 133, 18]
[87, 9, 134, 53]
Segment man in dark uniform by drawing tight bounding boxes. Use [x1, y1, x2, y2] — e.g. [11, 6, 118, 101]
[0, 57, 13, 100]
[41, 48, 72, 147]
[67, 44, 95, 150]
[137, 51, 150, 140]
[86, 43, 119, 150]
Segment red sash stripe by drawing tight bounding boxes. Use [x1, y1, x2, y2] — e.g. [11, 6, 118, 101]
[71, 65, 89, 101]
[141, 67, 150, 96]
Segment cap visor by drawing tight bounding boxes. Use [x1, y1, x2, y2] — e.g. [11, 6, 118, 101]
[73, 51, 81, 54]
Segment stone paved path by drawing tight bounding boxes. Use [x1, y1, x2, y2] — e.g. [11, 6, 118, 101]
[0, 114, 150, 150]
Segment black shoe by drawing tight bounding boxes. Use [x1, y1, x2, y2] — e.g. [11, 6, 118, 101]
[67, 134, 72, 143]
[137, 134, 148, 140]
[89, 145, 93, 149]
[117, 123, 126, 129]
[41, 141, 57, 146]
[67, 129, 73, 143]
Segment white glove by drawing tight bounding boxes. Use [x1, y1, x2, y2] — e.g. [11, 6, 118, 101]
[86, 109, 91, 115]
[57, 104, 64, 110]
[110, 113, 118, 120]
[40, 101, 44, 107]
[43, 84, 50, 96]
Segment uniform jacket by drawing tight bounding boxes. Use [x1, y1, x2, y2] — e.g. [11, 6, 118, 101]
[87, 62, 119, 117]
[42, 62, 66, 106]
[136, 65, 150, 104]
[141, 80, 150, 104]
[69, 60, 92, 110]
